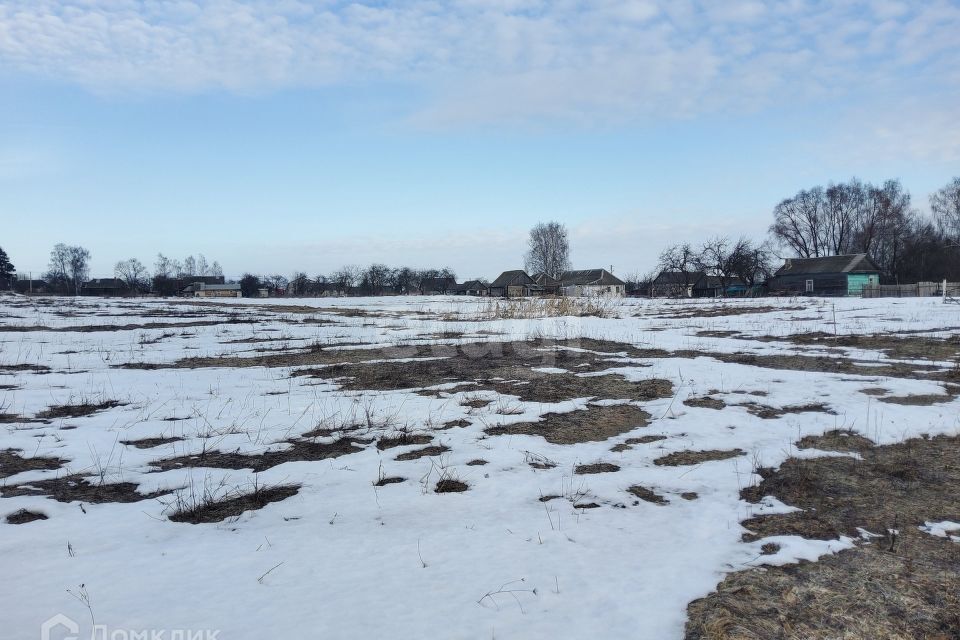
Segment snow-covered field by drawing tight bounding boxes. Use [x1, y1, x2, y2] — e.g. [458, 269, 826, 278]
[1, 294, 958, 639]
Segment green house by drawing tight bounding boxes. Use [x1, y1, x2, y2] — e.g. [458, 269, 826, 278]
[771, 254, 881, 296]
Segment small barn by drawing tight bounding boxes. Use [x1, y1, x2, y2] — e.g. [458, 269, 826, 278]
[559, 269, 625, 297]
[691, 275, 747, 298]
[770, 254, 881, 296]
[531, 273, 561, 296]
[489, 270, 538, 297]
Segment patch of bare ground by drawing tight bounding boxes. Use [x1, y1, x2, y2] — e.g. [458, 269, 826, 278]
[628, 485, 667, 504]
[680, 492, 699, 500]
[797, 429, 874, 453]
[297, 338, 672, 404]
[36, 400, 124, 419]
[395, 445, 450, 461]
[374, 476, 404, 486]
[442, 419, 471, 429]
[377, 433, 433, 450]
[460, 397, 492, 409]
[0, 363, 51, 373]
[574, 462, 620, 474]
[684, 396, 727, 410]
[435, 478, 468, 493]
[6, 509, 48, 524]
[151, 436, 364, 472]
[574, 502, 601, 509]
[466, 459, 488, 466]
[654, 449, 746, 466]
[695, 330, 741, 338]
[659, 305, 804, 319]
[626, 435, 668, 445]
[168, 485, 300, 524]
[860, 386, 888, 396]
[1, 476, 166, 503]
[687, 435, 960, 640]
[485, 403, 653, 445]
[878, 390, 957, 405]
[742, 402, 834, 419]
[120, 436, 183, 449]
[775, 331, 960, 363]
[0, 449, 64, 478]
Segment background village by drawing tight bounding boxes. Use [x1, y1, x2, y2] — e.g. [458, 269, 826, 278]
[3, 176, 960, 301]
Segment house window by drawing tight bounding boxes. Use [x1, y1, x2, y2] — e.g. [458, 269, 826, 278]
[805, 279, 814, 293]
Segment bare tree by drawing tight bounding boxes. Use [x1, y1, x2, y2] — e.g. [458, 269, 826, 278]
[727, 238, 773, 288]
[114, 258, 149, 292]
[930, 177, 960, 241]
[183, 255, 197, 276]
[210, 261, 223, 277]
[524, 221, 571, 278]
[46, 244, 91, 295]
[195, 254, 209, 276]
[770, 187, 828, 258]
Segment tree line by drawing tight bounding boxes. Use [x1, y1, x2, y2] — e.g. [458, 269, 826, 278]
[238, 265, 457, 297]
[655, 176, 960, 287]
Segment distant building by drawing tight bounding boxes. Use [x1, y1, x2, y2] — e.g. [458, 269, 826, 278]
[770, 254, 880, 296]
[691, 275, 747, 298]
[419, 276, 457, 295]
[650, 271, 703, 298]
[454, 280, 489, 296]
[531, 272, 561, 296]
[13, 278, 49, 295]
[489, 270, 538, 297]
[81, 278, 128, 297]
[559, 269, 626, 297]
[181, 282, 241, 298]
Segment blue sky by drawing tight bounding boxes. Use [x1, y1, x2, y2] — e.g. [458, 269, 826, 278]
[1, 1, 958, 280]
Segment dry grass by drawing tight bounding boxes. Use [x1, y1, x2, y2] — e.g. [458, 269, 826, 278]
[654, 449, 746, 466]
[574, 462, 620, 474]
[687, 434, 960, 640]
[167, 482, 300, 524]
[469, 297, 617, 320]
[627, 485, 667, 505]
[0, 449, 64, 479]
[485, 403, 652, 445]
[6, 509, 48, 524]
[36, 399, 123, 420]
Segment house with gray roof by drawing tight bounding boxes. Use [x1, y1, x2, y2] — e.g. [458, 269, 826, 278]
[489, 270, 538, 297]
[770, 254, 880, 296]
[559, 269, 625, 297]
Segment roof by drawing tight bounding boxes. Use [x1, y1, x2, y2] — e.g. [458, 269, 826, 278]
[532, 272, 561, 286]
[694, 275, 746, 289]
[83, 278, 125, 289]
[457, 279, 488, 291]
[560, 269, 626, 287]
[652, 271, 705, 285]
[184, 282, 240, 292]
[490, 270, 535, 288]
[775, 254, 880, 276]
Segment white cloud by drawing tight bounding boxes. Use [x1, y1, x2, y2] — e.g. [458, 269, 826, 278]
[0, 1, 957, 127]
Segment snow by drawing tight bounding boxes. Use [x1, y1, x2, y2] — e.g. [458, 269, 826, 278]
[918, 521, 960, 542]
[1, 295, 958, 639]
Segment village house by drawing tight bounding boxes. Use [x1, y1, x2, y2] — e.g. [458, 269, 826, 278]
[531, 272, 561, 295]
[81, 278, 128, 296]
[489, 270, 539, 297]
[12, 278, 50, 295]
[181, 281, 241, 298]
[419, 276, 457, 295]
[769, 254, 881, 296]
[650, 271, 703, 298]
[559, 269, 626, 297]
[454, 280, 489, 296]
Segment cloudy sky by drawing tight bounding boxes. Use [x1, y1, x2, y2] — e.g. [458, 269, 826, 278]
[2, 0, 958, 280]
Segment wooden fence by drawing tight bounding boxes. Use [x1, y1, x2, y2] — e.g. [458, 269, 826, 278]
[862, 281, 960, 299]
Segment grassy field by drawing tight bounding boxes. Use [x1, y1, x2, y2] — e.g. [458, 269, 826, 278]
[1, 294, 958, 639]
